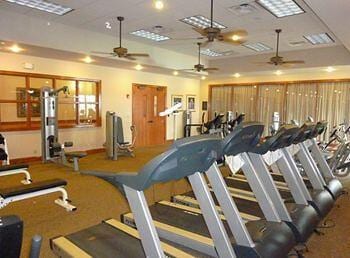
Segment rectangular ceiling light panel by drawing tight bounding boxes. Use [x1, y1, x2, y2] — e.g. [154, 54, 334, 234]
[243, 42, 272, 52]
[5, 0, 73, 15]
[200, 49, 223, 57]
[257, 0, 305, 18]
[180, 15, 226, 29]
[304, 33, 334, 45]
[130, 30, 170, 42]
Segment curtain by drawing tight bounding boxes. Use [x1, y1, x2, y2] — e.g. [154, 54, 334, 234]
[210, 86, 233, 115]
[257, 84, 286, 135]
[232, 85, 258, 121]
[285, 82, 317, 124]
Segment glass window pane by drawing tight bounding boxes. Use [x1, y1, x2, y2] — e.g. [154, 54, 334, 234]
[56, 79, 76, 103]
[79, 104, 97, 124]
[29, 78, 52, 102]
[78, 81, 97, 102]
[0, 103, 27, 130]
[0, 75, 26, 101]
[58, 103, 76, 125]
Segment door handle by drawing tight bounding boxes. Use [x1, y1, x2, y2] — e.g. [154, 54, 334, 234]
[147, 120, 154, 123]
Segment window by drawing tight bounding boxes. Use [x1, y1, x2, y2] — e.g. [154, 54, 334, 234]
[0, 71, 101, 131]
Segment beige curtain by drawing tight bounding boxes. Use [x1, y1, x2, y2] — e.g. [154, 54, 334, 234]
[285, 82, 317, 124]
[231, 85, 258, 121]
[210, 86, 233, 115]
[257, 84, 286, 135]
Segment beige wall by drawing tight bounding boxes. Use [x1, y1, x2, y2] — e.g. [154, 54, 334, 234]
[0, 52, 201, 159]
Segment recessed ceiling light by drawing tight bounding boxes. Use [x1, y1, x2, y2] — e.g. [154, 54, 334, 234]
[200, 49, 223, 57]
[135, 64, 143, 71]
[4, 0, 73, 16]
[231, 35, 242, 41]
[275, 70, 283, 75]
[233, 73, 241, 78]
[130, 30, 170, 42]
[82, 56, 93, 64]
[243, 42, 272, 52]
[173, 71, 179, 76]
[304, 33, 334, 45]
[201, 76, 206, 80]
[154, 0, 164, 10]
[257, 0, 305, 18]
[180, 15, 226, 29]
[325, 66, 336, 73]
[0, 42, 5, 45]
[8, 44, 23, 53]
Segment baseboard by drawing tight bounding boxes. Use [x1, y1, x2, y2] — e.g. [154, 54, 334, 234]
[9, 148, 106, 165]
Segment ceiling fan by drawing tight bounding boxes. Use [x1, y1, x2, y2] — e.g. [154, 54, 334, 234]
[92, 16, 149, 61]
[191, 0, 248, 47]
[262, 29, 305, 66]
[179, 42, 219, 73]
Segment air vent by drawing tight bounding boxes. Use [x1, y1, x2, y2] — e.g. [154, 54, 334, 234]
[289, 40, 307, 47]
[228, 3, 259, 16]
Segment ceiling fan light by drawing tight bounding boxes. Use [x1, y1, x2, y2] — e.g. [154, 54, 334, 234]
[231, 35, 241, 41]
[154, 0, 164, 10]
[135, 64, 143, 71]
[201, 76, 207, 80]
[82, 56, 93, 64]
[275, 70, 283, 75]
[173, 71, 179, 76]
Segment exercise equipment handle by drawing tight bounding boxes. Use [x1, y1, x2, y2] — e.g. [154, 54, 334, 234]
[29, 235, 42, 258]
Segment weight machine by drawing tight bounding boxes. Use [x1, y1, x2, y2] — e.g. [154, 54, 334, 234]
[41, 86, 87, 171]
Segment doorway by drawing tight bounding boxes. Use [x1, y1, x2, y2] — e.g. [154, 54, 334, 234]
[132, 84, 166, 147]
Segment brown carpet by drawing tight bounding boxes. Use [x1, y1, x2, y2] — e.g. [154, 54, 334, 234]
[0, 146, 349, 258]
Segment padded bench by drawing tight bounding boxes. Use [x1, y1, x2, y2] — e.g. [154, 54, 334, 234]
[0, 164, 32, 184]
[65, 152, 87, 172]
[0, 178, 76, 211]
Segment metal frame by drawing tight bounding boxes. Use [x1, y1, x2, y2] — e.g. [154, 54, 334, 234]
[188, 172, 236, 258]
[308, 139, 335, 179]
[0, 168, 32, 184]
[124, 185, 165, 258]
[0, 186, 76, 211]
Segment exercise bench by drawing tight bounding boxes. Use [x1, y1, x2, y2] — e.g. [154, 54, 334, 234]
[0, 164, 32, 185]
[0, 178, 76, 211]
[63, 152, 88, 172]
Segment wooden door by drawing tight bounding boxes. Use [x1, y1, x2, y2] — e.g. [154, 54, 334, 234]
[132, 84, 166, 147]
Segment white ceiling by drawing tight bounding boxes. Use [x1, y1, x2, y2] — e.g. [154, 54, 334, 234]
[0, 0, 349, 77]
[0, 0, 341, 56]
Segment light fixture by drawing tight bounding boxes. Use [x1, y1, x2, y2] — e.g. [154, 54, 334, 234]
[325, 66, 336, 73]
[173, 71, 179, 76]
[154, 0, 164, 10]
[231, 35, 241, 41]
[201, 76, 207, 80]
[8, 44, 23, 53]
[257, 0, 305, 18]
[130, 30, 170, 42]
[275, 70, 283, 75]
[304, 33, 334, 45]
[4, 0, 73, 16]
[135, 64, 143, 71]
[233, 73, 241, 78]
[200, 49, 223, 57]
[243, 42, 272, 52]
[82, 56, 93, 64]
[180, 15, 226, 29]
[0, 42, 5, 45]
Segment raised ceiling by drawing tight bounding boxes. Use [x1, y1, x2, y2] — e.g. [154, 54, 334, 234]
[0, 0, 349, 77]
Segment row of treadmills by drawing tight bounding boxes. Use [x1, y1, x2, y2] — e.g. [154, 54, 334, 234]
[50, 121, 343, 258]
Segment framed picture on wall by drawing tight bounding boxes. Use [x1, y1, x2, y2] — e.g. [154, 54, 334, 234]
[186, 95, 196, 111]
[171, 95, 184, 109]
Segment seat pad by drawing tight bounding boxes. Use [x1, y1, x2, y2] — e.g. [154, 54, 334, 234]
[0, 164, 29, 172]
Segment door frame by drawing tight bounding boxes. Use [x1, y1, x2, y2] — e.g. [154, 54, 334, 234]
[132, 83, 167, 146]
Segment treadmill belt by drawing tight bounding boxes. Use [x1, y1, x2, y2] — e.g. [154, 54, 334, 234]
[224, 177, 293, 200]
[67, 222, 145, 258]
[183, 191, 264, 218]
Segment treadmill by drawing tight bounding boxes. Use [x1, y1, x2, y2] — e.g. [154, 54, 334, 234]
[123, 123, 297, 257]
[178, 124, 320, 243]
[226, 123, 335, 218]
[51, 135, 233, 258]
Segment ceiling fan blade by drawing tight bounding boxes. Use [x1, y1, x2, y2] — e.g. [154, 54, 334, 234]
[178, 69, 196, 71]
[127, 53, 150, 57]
[123, 56, 137, 61]
[172, 36, 206, 41]
[282, 60, 305, 64]
[91, 51, 114, 55]
[192, 27, 207, 37]
[203, 67, 219, 71]
[200, 40, 212, 48]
